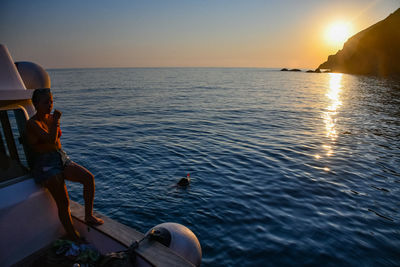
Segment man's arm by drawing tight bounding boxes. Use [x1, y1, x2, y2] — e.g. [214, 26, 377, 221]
[26, 112, 61, 145]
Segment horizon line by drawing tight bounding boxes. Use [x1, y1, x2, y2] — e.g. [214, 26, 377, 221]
[45, 66, 317, 71]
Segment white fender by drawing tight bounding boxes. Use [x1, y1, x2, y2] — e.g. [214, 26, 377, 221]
[146, 222, 202, 266]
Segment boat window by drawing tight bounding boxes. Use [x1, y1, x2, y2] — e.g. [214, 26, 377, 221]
[0, 109, 30, 182]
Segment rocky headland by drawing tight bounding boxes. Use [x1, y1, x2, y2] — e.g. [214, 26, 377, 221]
[318, 8, 400, 77]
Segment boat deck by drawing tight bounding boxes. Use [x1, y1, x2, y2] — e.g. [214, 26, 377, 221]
[13, 201, 194, 267]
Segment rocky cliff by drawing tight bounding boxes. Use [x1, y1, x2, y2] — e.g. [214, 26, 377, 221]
[318, 8, 400, 76]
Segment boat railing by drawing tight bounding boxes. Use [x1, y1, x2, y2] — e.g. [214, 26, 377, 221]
[0, 106, 33, 187]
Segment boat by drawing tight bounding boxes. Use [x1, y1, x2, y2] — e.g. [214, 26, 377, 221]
[0, 44, 201, 266]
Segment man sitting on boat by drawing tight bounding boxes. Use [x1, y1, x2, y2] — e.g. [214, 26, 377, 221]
[26, 88, 103, 241]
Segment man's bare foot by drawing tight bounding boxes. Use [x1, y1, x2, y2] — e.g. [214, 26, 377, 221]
[85, 214, 104, 225]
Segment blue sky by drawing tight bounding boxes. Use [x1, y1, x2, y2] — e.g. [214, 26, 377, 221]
[1, 0, 398, 68]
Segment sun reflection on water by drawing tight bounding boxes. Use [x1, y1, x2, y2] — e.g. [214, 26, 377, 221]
[316, 73, 343, 163]
[324, 73, 342, 141]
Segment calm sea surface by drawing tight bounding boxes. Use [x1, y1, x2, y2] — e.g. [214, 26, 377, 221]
[49, 68, 400, 266]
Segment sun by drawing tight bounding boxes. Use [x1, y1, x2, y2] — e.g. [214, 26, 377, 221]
[325, 21, 352, 47]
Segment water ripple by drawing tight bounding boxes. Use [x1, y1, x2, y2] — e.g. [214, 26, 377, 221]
[50, 68, 400, 266]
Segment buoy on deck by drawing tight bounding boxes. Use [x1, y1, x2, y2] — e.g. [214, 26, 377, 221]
[146, 222, 201, 266]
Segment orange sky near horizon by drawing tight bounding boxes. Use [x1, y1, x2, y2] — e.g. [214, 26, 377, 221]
[1, 0, 398, 69]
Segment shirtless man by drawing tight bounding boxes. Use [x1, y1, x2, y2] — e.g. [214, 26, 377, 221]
[26, 88, 103, 241]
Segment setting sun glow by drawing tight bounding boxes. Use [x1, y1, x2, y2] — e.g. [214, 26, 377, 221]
[325, 22, 352, 47]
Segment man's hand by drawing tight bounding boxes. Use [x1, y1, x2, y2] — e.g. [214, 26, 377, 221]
[53, 109, 62, 122]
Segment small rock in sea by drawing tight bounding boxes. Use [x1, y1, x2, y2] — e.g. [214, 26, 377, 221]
[280, 68, 288, 71]
[306, 68, 321, 73]
[289, 69, 301, 72]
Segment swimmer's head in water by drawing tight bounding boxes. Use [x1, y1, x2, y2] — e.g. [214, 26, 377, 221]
[32, 88, 53, 113]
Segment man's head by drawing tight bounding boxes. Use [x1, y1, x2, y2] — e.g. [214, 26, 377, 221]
[32, 88, 53, 113]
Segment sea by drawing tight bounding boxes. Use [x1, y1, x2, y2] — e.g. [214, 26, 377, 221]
[48, 68, 400, 266]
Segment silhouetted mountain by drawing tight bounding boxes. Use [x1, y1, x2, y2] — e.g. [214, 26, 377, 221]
[319, 8, 400, 76]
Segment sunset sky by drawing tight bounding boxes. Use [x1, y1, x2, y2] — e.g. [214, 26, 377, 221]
[1, 0, 398, 69]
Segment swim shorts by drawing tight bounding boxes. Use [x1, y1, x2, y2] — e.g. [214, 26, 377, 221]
[32, 149, 72, 184]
